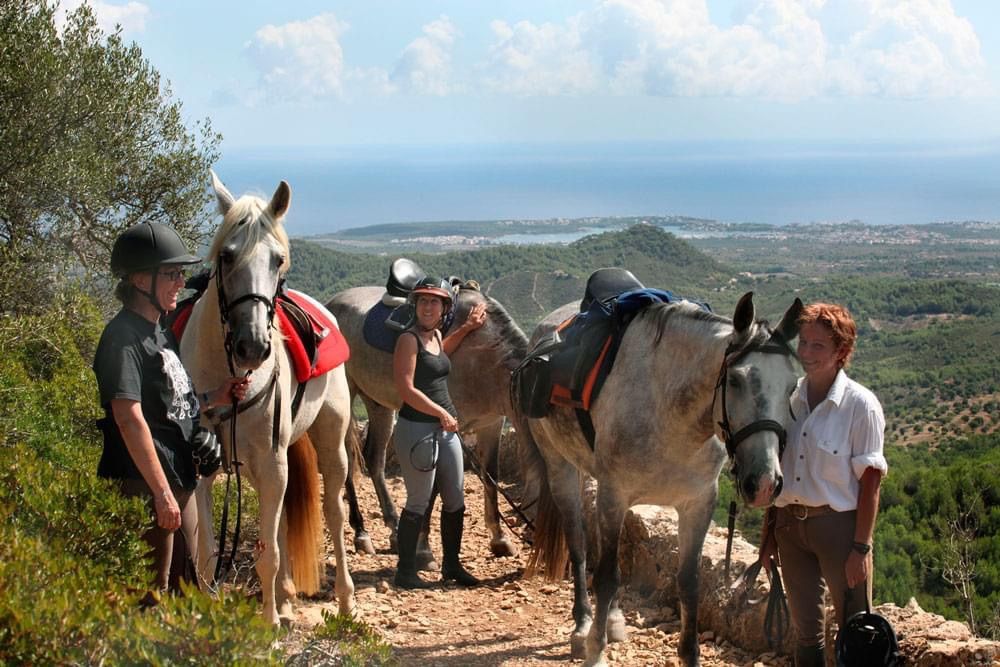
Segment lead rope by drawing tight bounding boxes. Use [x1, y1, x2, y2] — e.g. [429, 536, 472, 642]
[456, 427, 536, 541]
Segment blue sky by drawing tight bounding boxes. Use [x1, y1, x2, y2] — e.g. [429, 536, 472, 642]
[65, 0, 1000, 151]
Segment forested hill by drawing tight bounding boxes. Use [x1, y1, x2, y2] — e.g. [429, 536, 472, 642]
[287, 224, 731, 327]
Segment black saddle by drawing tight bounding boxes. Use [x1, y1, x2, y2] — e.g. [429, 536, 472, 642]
[385, 258, 426, 299]
[580, 268, 644, 312]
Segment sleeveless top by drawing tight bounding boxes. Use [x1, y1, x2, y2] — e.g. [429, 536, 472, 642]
[398, 330, 458, 423]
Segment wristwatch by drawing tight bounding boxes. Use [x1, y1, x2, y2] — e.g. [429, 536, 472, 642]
[852, 541, 872, 555]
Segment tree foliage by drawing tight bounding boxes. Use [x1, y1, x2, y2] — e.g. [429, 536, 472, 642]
[0, 0, 220, 313]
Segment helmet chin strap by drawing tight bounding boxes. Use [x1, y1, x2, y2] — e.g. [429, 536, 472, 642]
[134, 270, 167, 318]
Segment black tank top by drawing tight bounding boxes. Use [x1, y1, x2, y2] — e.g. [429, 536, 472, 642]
[399, 330, 458, 423]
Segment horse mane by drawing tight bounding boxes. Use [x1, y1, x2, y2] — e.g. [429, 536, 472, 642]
[641, 300, 776, 355]
[460, 289, 530, 369]
[207, 194, 291, 271]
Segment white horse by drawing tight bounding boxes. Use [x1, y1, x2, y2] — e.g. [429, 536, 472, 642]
[180, 172, 355, 624]
[516, 292, 802, 666]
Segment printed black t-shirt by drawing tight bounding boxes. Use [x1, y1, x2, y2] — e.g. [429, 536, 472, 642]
[92, 308, 199, 490]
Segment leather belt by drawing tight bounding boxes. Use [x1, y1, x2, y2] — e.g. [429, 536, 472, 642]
[781, 503, 837, 520]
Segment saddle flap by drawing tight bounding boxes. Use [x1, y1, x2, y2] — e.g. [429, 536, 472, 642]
[385, 258, 426, 299]
[581, 268, 644, 312]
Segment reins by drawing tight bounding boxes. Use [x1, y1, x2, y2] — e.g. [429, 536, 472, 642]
[715, 333, 796, 580]
[457, 426, 537, 542]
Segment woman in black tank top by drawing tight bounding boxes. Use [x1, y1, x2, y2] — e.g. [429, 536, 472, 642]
[391, 276, 486, 589]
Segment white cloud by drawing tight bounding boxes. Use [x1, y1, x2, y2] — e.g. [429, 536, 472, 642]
[480, 17, 601, 95]
[480, 0, 988, 100]
[57, 0, 150, 34]
[245, 13, 349, 100]
[390, 16, 459, 96]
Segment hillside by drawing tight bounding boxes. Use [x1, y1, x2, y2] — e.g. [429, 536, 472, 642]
[287, 224, 730, 327]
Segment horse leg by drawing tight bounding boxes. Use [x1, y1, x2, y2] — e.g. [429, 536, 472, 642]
[415, 479, 440, 572]
[343, 390, 375, 555]
[475, 421, 516, 557]
[361, 397, 399, 549]
[584, 485, 627, 667]
[275, 505, 296, 623]
[310, 394, 357, 617]
[251, 451, 286, 626]
[675, 491, 717, 666]
[193, 472, 219, 589]
[546, 460, 593, 659]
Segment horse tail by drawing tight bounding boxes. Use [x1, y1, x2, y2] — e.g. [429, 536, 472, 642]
[515, 415, 569, 581]
[285, 434, 322, 595]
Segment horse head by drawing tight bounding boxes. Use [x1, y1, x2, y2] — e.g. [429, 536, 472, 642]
[208, 171, 291, 371]
[717, 292, 803, 508]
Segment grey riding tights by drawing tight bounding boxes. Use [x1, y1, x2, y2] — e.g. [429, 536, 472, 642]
[393, 416, 465, 515]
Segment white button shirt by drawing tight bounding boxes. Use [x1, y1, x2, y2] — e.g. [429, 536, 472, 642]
[775, 369, 887, 512]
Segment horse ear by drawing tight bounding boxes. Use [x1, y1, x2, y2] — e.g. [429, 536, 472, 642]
[733, 291, 755, 334]
[210, 169, 235, 215]
[268, 181, 291, 219]
[774, 297, 804, 343]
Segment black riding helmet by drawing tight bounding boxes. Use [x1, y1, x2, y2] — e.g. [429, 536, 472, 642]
[110, 222, 201, 277]
[408, 276, 454, 312]
[836, 609, 902, 667]
[111, 222, 201, 315]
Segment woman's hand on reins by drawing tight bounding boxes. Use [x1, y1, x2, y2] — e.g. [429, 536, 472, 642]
[439, 412, 459, 432]
[203, 376, 251, 408]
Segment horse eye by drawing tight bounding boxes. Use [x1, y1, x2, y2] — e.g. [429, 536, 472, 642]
[728, 375, 740, 389]
[220, 250, 234, 265]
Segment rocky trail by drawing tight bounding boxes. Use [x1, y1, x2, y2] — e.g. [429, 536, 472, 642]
[278, 469, 784, 666]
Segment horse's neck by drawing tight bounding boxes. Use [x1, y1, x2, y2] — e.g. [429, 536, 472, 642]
[643, 311, 730, 408]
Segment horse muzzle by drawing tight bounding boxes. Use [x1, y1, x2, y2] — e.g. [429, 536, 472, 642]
[231, 332, 272, 370]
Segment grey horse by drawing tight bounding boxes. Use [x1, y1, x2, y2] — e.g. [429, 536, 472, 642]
[327, 284, 530, 559]
[516, 292, 802, 666]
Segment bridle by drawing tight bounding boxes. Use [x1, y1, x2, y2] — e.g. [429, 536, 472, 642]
[714, 332, 796, 465]
[208, 224, 286, 587]
[714, 330, 797, 580]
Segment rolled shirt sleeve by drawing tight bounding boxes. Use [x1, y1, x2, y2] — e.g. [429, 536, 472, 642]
[850, 395, 887, 480]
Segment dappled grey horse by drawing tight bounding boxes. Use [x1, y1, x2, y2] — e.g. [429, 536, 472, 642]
[327, 285, 530, 558]
[516, 292, 802, 666]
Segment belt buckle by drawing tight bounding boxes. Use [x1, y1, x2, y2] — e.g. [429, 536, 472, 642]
[791, 504, 809, 521]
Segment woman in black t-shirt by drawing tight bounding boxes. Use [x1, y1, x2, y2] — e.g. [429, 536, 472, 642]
[391, 276, 486, 589]
[94, 223, 249, 594]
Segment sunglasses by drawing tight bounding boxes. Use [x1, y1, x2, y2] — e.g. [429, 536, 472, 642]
[158, 268, 187, 282]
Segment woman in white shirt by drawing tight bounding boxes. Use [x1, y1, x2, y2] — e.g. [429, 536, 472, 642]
[759, 303, 887, 667]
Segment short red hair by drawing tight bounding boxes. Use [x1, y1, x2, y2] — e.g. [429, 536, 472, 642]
[798, 302, 857, 367]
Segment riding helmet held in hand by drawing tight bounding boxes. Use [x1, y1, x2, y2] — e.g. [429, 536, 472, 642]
[835, 608, 902, 667]
[190, 427, 223, 477]
[110, 222, 201, 277]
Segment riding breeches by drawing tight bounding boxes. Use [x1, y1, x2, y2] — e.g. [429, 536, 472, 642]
[393, 416, 465, 516]
[774, 506, 873, 648]
[119, 478, 198, 592]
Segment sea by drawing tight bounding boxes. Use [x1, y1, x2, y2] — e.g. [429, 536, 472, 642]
[214, 141, 1000, 238]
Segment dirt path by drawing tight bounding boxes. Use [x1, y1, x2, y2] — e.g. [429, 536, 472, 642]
[284, 471, 785, 666]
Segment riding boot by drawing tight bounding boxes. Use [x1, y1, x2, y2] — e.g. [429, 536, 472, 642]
[794, 643, 825, 667]
[440, 506, 480, 587]
[394, 510, 432, 589]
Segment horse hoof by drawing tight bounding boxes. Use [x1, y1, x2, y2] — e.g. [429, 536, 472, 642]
[354, 533, 376, 555]
[389, 533, 398, 554]
[415, 550, 439, 572]
[490, 536, 517, 558]
[607, 610, 627, 643]
[570, 632, 588, 660]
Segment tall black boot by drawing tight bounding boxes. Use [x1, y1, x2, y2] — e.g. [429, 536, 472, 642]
[394, 510, 432, 589]
[794, 643, 825, 667]
[440, 506, 479, 587]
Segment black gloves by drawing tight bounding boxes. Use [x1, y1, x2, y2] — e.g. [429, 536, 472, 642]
[191, 428, 222, 477]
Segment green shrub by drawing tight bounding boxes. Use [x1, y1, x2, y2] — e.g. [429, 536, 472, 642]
[288, 611, 397, 666]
